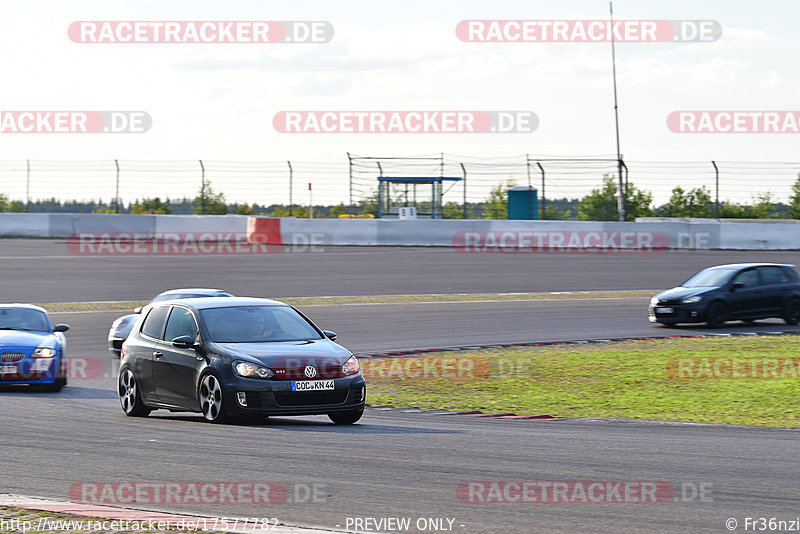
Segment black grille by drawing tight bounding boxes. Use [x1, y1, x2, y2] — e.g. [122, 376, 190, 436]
[274, 390, 348, 407]
[244, 391, 270, 409]
[245, 389, 353, 409]
[1, 352, 24, 363]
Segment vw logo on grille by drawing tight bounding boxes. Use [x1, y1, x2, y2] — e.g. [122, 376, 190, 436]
[304, 365, 317, 378]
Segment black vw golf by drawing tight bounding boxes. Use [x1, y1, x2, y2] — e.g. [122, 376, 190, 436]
[118, 297, 365, 424]
[649, 263, 800, 328]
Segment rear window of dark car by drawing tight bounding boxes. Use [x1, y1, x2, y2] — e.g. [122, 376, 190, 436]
[758, 266, 790, 285]
[141, 306, 170, 339]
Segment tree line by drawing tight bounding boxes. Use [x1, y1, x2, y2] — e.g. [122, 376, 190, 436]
[3, 175, 800, 220]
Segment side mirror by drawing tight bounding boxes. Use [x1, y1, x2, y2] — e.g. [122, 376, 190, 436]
[730, 282, 745, 291]
[53, 324, 70, 333]
[322, 330, 337, 342]
[171, 335, 197, 349]
[133, 307, 143, 314]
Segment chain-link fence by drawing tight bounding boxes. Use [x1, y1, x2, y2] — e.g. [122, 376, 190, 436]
[1, 155, 799, 214]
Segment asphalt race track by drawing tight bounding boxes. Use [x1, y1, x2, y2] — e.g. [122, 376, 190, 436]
[2, 239, 800, 301]
[2, 239, 799, 533]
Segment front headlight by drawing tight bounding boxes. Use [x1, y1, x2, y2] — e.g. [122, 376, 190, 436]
[33, 347, 57, 358]
[233, 361, 274, 378]
[681, 296, 702, 304]
[341, 355, 360, 376]
[649, 296, 659, 306]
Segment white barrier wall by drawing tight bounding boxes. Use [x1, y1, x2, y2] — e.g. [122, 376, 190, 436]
[277, 218, 725, 249]
[0, 213, 249, 238]
[0, 213, 50, 237]
[2, 213, 800, 250]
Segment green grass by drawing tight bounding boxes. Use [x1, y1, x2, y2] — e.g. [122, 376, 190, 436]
[37, 290, 654, 313]
[363, 337, 800, 428]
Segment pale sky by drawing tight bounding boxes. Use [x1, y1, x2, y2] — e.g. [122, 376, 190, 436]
[0, 0, 797, 206]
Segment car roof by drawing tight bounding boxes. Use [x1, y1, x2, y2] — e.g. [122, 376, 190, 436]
[155, 288, 230, 297]
[704, 263, 795, 269]
[0, 303, 49, 314]
[151, 296, 289, 310]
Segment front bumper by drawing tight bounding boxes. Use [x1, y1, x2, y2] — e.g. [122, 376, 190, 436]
[0, 355, 63, 385]
[648, 304, 706, 324]
[220, 374, 366, 416]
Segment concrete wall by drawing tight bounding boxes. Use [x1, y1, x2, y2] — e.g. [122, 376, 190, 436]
[0, 213, 250, 238]
[2, 213, 800, 250]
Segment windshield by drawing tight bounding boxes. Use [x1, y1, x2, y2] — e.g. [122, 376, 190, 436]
[0, 308, 50, 332]
[681, 268, 737, 288]
[200, 305, 323, 343]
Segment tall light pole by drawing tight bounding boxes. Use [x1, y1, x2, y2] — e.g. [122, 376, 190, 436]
[610, 1, 625, 221]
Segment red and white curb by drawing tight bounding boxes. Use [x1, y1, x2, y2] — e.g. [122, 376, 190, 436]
[365, 405, 556, 420]
[0, 494, 339, 533]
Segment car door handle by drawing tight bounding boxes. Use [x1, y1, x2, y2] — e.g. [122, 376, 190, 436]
[153, 351, 162, 359]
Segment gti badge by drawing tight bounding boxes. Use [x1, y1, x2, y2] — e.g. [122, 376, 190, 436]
[304, 365, 317, 378]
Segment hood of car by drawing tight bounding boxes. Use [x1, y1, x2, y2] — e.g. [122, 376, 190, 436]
[655, 287, 715, 301]
[0, 330, 56, 349]
[217, 339, 353, 379]
[114, 314, 136, 325]
[216, 339, 350, 365]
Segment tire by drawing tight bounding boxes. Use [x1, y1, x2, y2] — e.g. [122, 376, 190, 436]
[706, 302, 727, 328]
[118, 368, 151, 417]
[199, 374, 228, 423]
[783, 298, 800, 325]
[328, 408, 364, 425]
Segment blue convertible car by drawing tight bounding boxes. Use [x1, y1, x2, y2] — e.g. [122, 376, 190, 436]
[0, 304, 70, 392]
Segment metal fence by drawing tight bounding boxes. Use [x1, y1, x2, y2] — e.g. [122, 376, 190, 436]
[1, 155, 799, 214]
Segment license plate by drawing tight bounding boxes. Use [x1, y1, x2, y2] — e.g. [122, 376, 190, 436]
[0, 365, 17, 375]
[656, 307, 674, 314]
[291, 380, 335, 392]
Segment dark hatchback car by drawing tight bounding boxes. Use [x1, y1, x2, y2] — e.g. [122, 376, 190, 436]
[649, 263, 800, 328]
[108, 288, 233, 356]
[118, 297, 365, 424]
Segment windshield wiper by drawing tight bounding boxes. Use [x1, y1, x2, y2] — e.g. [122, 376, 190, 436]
[0, 327, 37, 331]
